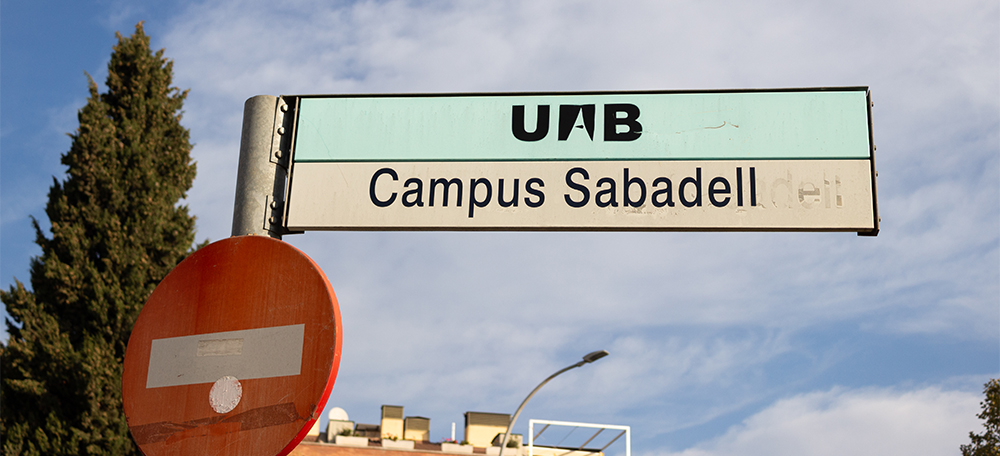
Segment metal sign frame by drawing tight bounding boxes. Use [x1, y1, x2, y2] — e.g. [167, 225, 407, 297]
[528, 419, 630, 456]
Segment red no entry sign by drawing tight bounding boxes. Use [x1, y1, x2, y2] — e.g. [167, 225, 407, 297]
[123, 236, 342, 456]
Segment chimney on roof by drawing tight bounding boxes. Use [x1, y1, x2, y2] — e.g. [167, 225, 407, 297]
[464, 411, 511, 447]
[404, 416, 431, 442]
[381, 405, 404, 440]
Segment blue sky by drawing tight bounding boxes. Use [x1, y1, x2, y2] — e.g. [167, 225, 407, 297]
[1, 1, 998, 455]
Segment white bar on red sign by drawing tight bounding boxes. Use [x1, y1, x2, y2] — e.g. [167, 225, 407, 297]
[146, 324, 305, 388]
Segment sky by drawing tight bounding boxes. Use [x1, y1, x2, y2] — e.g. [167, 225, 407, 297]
[1, 1, 998, 455]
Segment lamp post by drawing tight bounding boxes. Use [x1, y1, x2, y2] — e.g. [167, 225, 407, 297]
[497, 350, 609, 456]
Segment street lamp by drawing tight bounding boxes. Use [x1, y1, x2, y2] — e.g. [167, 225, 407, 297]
[497, 350, 609, 456]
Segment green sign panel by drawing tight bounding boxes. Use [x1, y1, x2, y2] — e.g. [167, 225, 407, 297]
[292, 89, 872, 162]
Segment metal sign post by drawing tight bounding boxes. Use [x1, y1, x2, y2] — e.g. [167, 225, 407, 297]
[231, 95, 296, 238]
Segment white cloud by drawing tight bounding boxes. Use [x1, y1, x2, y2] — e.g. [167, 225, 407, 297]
[653, 386, 982, 456]
[158, 0, 999, 337]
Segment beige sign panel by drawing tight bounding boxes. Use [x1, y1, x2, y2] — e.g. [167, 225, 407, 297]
[285, 160, 876, 232]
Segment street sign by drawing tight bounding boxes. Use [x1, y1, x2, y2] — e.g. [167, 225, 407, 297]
[282, 88, 878, 235]
[122, 236, 342, 456]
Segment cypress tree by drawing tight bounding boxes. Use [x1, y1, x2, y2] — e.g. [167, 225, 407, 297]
[1, 23, 197, 455]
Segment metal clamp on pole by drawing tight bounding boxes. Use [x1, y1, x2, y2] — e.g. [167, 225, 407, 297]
[232, 95, 295, 238]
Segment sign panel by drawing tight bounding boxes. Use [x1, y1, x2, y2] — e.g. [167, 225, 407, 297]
[122, 236, 342, 456]
[284, 88, 878, 234]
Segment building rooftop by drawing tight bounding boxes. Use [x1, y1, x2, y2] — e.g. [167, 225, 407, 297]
[297, 405, 625, 456]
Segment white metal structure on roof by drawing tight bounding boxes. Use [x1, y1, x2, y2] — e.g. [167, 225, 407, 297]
[528, 419, 630, 456]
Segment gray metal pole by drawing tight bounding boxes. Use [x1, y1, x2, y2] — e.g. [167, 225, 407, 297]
[232, 95, 291, 238]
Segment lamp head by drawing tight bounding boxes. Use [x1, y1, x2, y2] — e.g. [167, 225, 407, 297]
[581, 350, 609, 364]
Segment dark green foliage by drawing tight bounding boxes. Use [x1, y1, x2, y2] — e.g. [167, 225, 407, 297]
[1, 23, 197, 456]
[963, 379, 1000, 456]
